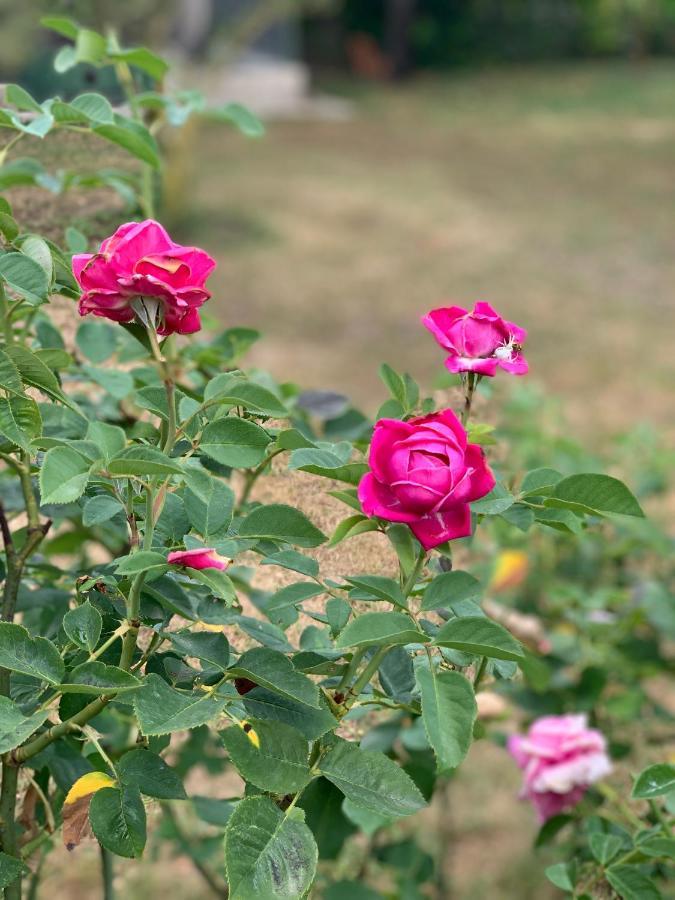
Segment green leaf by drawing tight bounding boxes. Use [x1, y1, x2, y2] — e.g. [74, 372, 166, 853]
[589, 833, 623, 866]
[637, 837, 675, 860]
[74, 28, 107, 65]
[94, 117, 160, 169]
[107, 447, 183, 477]
[317, 739, 426, 819]
[346, 576, 406, 608]
[266, 583, 324, 623]
[224, 796, 317, 900]
[208, 102, 265, 138]
[82, 494, 125, 526]
[117, 749, 186, 800]
[82, 364, 134, 399]
[200, 417, 271, 468]
[222, 719, 311, 793]
[188, 568, 237, 603]
[183, 468, 234, 537]
[0, 696, 49, 754]
[416, 667, 476, 773]
[115, 551, 168, 576]
[0, 397, 41, 452]
[76, 320, 118, 363]
[4, 345, 79, 412]
[335, 612, 427, 650]
[108, 48, 168, 82]
[63, 602, 102, 652]
[328, 515, 379, 547]
[548, 474, 644, 518]
[204, 375, 287, 417]
[40, 15, 79, 39]
[471, 483, 515, 515]
[432, 616, 524, 661]
[243, 689, 337, 741]
[70, 92, 114, 124]
[4, 84, 42, 113]
[545, 862, 575, 892]
[86, 422, 126, 460]
[134, 673, 227, 735]
[606, 865, 662, 900]
[632, 763, 675, 799]
[0, 350, 23, 398]
[19, 235, 53, 283]
[89, 785, 146, 859]
[0, 851, 27, 889]
[166, 631, 229, 670]
[229, 648, 320, 709]
[60, 662, 142, 695]
[238, 504, 326, 548]
[261, 551, 319, 579]
[421, 571, 482, 612]
[0, 623, 64, 684]
[520, 467, 562, 497]
[0, 252, 49, 304]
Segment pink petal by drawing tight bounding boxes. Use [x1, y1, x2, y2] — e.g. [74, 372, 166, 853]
[444, 355, 500, 377]
[358, 472, 419, 524]
[409, 504, 472, 550]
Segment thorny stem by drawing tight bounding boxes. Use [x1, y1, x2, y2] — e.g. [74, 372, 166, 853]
[0, 283, 13, 345]
[238, 448, 285, 510]
[460, 372, 478, 427]
[119, 488, 155, 671]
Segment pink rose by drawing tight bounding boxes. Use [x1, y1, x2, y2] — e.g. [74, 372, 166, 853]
[422, 302, 528, 376]
[508, 714, 612, 822]
[167, 548, 230, 571]
[73, 220, 216, 335]
[357, 409, 495, 550]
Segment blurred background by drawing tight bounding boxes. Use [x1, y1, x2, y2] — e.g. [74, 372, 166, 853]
[1, 1, 674, 897]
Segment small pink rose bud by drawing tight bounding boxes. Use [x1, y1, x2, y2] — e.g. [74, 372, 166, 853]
[167, 548, 230, 571]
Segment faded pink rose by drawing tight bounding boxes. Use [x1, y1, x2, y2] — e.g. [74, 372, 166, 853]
[508, 714, 612, 823]
[422, 302, 528, 376]
[167, 548, 230, 571]
[73, 220, 216, 336]
[357, 409, 495, 550]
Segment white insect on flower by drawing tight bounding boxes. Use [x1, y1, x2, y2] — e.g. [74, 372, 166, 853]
[494, 335, 522, 361]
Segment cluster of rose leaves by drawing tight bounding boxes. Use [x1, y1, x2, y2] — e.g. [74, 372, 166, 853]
[74, 218, 612, 822]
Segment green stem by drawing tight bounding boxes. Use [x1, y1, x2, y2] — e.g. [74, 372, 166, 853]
[0, 762, 19, 899]
[14, 697, 109, 764]
[347, 646, 391, 702]
[100, 846, 115, 900]
[473, 656, 488, 690]
[402, 547, 427, 598]
[120, 487, 155, 671]
[238, 449, 285, 510]
[0, 284, 12, 345]
[460, 372, 478, 427]
[336, 647, 367, 692]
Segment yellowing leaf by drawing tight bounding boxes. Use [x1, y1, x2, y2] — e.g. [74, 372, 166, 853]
[238, 720, 260, 749]
[489, 550, 528, 593]
[65, 771, 116, 805]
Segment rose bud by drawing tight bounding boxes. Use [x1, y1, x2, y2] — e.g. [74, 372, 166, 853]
[358, 410, 495, 550]
[73, 219, 216, 335]
[508, 714, 612, 822]
[167, 548, 230, 571]
[423, 302, 528, 376]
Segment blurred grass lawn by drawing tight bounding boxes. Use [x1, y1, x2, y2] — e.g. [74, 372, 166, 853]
[181, 62, 675, 448]
[20, 63, 675, 898]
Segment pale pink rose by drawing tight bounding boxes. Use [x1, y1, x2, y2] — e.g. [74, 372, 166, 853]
[422, 302, 528, 376]
[73, 220, 216, 335]
[508, 714, 612, 822]
[167, 548, 230, 571]
[357, 409, 495, 550]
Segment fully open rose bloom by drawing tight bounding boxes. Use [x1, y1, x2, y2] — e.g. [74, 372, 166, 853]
[423, 302, 528, 375]
[73, 220, 216, 335]
[508, 714, 612, 822]
[358, 409, 495, 550]
[167, 548, 230, 571]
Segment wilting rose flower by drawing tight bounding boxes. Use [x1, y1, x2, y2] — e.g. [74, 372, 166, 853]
[167, 548, 230, 571]
[358, 409, 495, 550]
[422, 302, 528, 376]
[73, 220, 216, 335]
[508, 714, 612, 822]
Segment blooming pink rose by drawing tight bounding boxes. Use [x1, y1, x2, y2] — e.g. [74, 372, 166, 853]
[357, 409, 495, 550]
[167, 548, 230, 571]
[508, 714, 612, 822]
[73, 220, 216, 335]
[422, 302, 528, 376]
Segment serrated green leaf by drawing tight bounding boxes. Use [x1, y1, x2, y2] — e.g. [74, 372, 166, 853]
[632, 764, 675, 799]
[318, 739, 426, 819]
[94, 117, 160, 168]
[224, 796, 317, 900]
[222, 719, 311, 793]
[548, 474, 644, 518]
[0, 696, 49, 754]
[335, 612, 426, 650]
[166, 631, 229, 670]
[243, 689, 337, 741]
[421, 571, 482, 612]
[200, 417, 271, 468]
[606, 865, 662, 900]
[82, 494, 125, 526]
[117, 749, 186, 800]
[39, 446, 90, 504]
[238, 504, 326, 548]
[107, 446, 183, 477]
[89, 785, 146, 859]
[416, 667, 476, 773]
[134, 673, 227, 735]
[0, 623, 64, 684]
[0, 397, 41, 451]
[71, 92, 114, 124]
[183, 468, 234, 537]
[60, 661, 142, 695]
[229, 648, 320, 709]
[432, 616, 524, 661]
[115, 551, 168, 576]
[0, 251, 49, 304]
[63, 602, 102, 652]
